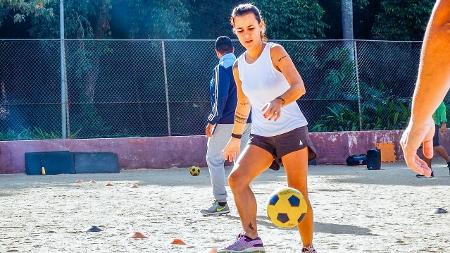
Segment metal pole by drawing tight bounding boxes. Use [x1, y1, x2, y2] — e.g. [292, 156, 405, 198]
[161, 41, 172, 136]
[353, 40, 363, 131]
[60, 0, 69, 138]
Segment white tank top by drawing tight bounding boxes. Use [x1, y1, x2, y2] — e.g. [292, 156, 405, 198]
[237, 42, 308, 137]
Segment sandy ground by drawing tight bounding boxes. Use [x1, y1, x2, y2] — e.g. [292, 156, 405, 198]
[0, 162, 449, 253]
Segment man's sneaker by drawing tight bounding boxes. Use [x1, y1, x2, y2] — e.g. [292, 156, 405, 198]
[416, 171, 434, 178]
[218, 234, 265, 253]
[302, 245, 317, 253]
[200, 201, 230, 216]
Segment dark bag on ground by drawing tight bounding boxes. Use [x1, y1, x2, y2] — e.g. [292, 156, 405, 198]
[366, 148, 381, 170]
[346, 154, 367, 166]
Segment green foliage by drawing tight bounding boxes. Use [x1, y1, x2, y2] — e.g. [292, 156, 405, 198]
[359, 80, 389, 102]
[0, 0, 58, 38]
[0, 0, 434, 139]
[315, 46, 357, 100]
[1, 0, 437, 40]
[186, 0, 326, 39]
[257, 0, 326, 39]
[311, 98, 410, 132]
[70, 103, 112, 138]
[354, 0, 369, 8]
[0, 0, 191, 39]
[184, 0, 238, 39]
[124, 0, 191, 39]
[0, 127, 76, 140]
[371, 0, 435, 40]
[311, 103, 360, 132]
[362, 99, 410, 130]
[318, 0, 372, 39]
[0, 0, 103, 38]
[311, 77, 411, 132]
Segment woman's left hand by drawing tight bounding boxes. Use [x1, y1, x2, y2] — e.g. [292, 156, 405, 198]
[261, 98, 283, 121]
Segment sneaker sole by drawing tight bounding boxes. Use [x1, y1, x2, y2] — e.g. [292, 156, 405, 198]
[201, 210, 230, 216]
[218, 247, 265, 253]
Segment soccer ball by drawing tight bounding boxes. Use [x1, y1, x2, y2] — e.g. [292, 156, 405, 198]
[189, 166, 201, 176]
[267, 187, 307, 228]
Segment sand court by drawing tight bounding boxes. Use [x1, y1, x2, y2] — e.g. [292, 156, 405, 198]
[0, 162, 449, 252]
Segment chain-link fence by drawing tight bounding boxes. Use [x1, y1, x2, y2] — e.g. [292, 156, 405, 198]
[0, 39, 429, 139]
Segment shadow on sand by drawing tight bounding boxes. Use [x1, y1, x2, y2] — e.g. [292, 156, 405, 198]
[221, 215, 376, 236]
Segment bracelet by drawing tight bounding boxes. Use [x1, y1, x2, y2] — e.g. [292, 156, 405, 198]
[231, 133, 242, 139]
[276, 96, 286, 105]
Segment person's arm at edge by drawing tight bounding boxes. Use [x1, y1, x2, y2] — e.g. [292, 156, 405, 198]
[401, 0, 450, 176]
[410, 0, 450, 126]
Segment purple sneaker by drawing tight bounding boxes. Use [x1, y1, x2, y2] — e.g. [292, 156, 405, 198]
[218, 234, 265, 253]
[302, 245, 317, 253]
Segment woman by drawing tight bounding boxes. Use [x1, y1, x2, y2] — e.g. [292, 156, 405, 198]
[219, 3, 317, 253]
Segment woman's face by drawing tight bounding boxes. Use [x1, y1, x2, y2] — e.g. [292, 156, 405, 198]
[233, 12, 263, 50]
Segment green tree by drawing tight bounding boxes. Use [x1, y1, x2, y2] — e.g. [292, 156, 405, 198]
[0, 0, 191, 39]
[0, 0, 59, 38]
[257, 0, 326, 39]
[112, 0, 191, 39]
[0, 0, 109, 39]
[371, 0, 435, 40]
[318, 0, 370, 39]
[184, 0, 240, 39]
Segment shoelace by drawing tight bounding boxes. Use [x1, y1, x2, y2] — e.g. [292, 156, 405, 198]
[302, 246, 316, 253]
[236, 233, 245, 240]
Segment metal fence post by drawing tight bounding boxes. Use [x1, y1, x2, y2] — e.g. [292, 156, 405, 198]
[161, 40, 172, 136]
[60, 0, 70, 138]
[353, 40, 362, 131]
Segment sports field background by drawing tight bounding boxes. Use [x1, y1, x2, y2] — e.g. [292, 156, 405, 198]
[1, 162, 449, 253]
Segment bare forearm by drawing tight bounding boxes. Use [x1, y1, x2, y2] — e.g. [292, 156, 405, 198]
[277, 82, 306, 105]
[232, 102, 251, 135]
[411, 0, 450, 125]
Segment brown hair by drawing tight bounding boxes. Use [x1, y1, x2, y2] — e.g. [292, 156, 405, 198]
[230, 3, 268, 42]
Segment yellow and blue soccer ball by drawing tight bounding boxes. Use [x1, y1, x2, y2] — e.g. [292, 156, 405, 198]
[267, 187, 307, 228]
[189, 166, 201, 176]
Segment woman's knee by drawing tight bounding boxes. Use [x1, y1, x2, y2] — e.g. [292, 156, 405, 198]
[287, 183, 309, 198]
[228, 167, 249, 189]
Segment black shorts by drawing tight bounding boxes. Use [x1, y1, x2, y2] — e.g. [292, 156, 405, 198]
[249, 126, 317, 161]
[433, 124, 440, 147]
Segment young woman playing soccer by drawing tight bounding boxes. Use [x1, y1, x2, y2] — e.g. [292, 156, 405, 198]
[219, 3, 317, 253]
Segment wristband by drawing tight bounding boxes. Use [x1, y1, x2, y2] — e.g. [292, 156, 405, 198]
[231, 133, 242, 139]
[276, 96, 286, 105]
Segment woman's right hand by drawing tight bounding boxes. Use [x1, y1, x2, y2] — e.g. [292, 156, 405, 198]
[223, 137, 241, 162]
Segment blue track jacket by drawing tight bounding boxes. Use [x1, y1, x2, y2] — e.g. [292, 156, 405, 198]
[208, 53, 250, 125]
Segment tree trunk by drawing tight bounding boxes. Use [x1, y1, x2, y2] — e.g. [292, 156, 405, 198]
[86, 0, 111, 103]
[341, 0, 354, 40]
[341, 0, 360, 130]
[94, 0, 111, 39]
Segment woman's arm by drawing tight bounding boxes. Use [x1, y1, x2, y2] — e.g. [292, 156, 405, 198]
[230, 61, 251, 136]
[261, 44, 306, 121]
[223, 61, 251, 162]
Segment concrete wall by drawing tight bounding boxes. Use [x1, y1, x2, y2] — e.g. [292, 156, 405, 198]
[1, 130, 449, 174]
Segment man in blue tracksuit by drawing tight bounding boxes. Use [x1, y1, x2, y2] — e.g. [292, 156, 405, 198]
[201, 36, 251, 215]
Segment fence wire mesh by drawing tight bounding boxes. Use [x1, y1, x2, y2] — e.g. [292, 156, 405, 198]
[0, 39, 429, 140]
